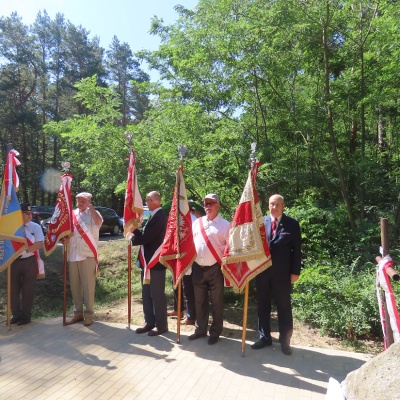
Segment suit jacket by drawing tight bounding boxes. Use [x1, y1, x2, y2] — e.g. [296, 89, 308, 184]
[131, 208, 167, 271]
[264, 213, 302, 279]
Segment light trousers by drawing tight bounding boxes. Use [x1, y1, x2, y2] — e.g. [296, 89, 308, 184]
[69, 258, 96, 317]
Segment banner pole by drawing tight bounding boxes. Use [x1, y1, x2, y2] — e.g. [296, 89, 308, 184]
[176, 279, 182, 343]
[7, 265, 11, 330]
[241, 281, 250, 356]
[63, 242, 68, 325]
[128, 242, 132, 329]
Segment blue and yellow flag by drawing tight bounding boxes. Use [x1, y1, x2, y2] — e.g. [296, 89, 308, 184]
[0, 182, 27, 272]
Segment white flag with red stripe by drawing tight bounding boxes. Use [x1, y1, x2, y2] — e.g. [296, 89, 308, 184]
[4, 149, 20, 197]
[123, 149, 143, 237]
[222, 163, 272, 292]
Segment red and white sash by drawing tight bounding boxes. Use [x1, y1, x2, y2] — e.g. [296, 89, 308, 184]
[377, 255, 400, 346]
[139, 244, 163, 283]
[25, 230, 45, 279]
[199, 217, 231, 287]
[73, 211, 99, 272]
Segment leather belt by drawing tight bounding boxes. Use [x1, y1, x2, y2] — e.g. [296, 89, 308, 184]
[195, 262, 219, 270]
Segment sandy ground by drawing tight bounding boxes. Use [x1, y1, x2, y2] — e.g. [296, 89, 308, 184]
[94, 296, 381, 354]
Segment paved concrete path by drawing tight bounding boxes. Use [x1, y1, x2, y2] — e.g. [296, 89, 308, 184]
[0, 318, 372, 400]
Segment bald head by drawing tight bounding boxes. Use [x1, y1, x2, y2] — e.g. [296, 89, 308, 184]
[146, 191, 161, 211]
[269, 194, 285, 219]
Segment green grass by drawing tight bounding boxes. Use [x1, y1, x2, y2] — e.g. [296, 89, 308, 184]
[0, 238, 175, 320]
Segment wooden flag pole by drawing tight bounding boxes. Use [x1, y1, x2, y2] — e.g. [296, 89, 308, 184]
[62, 242, 68, 325]
[7, 266, 11, 330]
[241, 281, 250, 357]
[128, 242, 132, 329]
[176, 279, 182, 343]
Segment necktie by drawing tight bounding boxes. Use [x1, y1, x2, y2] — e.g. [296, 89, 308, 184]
[271, 219, 276, 237]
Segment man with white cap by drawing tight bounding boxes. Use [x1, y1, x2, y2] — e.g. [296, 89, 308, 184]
[64, 192, 103, 326]
[189, 193, 230, 345]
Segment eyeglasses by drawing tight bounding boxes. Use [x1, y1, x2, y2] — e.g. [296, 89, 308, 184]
[203, 202, 218, 207]
[23, 211, 32, 214]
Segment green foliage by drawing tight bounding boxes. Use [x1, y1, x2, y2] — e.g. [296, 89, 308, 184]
[3, 1, 400, 343]
[293, 263, 380, 339]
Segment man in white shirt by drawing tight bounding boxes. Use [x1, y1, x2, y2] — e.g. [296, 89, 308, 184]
[10, 203, 44, 325]
[189, 193, 230, 345]
[64, 192, 103, 327]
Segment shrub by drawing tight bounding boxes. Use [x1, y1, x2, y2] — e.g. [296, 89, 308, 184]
[292, 262, 381, 339]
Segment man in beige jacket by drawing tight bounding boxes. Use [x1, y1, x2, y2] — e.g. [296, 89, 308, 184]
[64, 192, 103, 326]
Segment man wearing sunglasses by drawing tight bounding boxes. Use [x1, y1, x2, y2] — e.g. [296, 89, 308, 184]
[189, 193, 230, 345]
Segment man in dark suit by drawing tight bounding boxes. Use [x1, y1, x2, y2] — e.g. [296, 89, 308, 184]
[131, 191, 168, 336]
[251, 194, 302, 355]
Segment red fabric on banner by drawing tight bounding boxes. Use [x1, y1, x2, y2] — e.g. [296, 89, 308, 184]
[4, 149, 20, 197]
[44, 174, 74, 256]
[123, 149, 143, 237]
[222, 163, 271, 292]
[159, 166, 196, 289]
[232, 200, 253, 225]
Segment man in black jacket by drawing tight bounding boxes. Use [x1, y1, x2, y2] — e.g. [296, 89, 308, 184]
[131, 191, 168, 336]
[252, 194, 302, 355]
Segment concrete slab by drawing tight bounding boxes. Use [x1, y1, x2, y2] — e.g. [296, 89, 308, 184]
[0, 318, 372, 399]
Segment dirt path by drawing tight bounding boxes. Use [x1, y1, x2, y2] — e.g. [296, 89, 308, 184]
[95, 296, 381, 354]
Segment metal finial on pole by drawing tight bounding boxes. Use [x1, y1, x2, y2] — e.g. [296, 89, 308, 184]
[178, 145, 187, 166]
[125, 131, 133, 148]
[61, 161, 70, 173]
[249, 142, 257, 168]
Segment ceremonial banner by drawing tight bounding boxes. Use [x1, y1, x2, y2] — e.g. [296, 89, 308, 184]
[44, 174, 74, 256]
[4, 149, 20, 198]
[222, 163, 271, 292]
[159, 166, 196, 288]
[0, 185, 27, 272]
[123, 149, 143, 237]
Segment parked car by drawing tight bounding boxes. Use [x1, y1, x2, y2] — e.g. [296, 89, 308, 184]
[94, 206, 121, 236]
[41, 206, 121, 236]
[31, 205, 55, 224]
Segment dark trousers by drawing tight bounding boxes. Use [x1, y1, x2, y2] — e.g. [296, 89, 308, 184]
[172, 274, 196, 320]
[11, 256, 37, 320]
[192, 262, 224, 337]
[141, 268, 168, 331]
[255, 268, 293, 344]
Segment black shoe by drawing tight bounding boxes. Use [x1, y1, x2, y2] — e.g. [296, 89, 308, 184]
[281, 343, 292, 355]
[135, 325, 155, 334]
[148, 328, 168, 336]
[188, 332, 207, 341]
[10, 316, 21, 324]
[251, 338, 273, 350]
[17, 318, 31, 326]
[208, 336, 219, 345]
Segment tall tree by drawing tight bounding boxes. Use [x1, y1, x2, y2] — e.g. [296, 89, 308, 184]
[105, 36, 150, 126]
